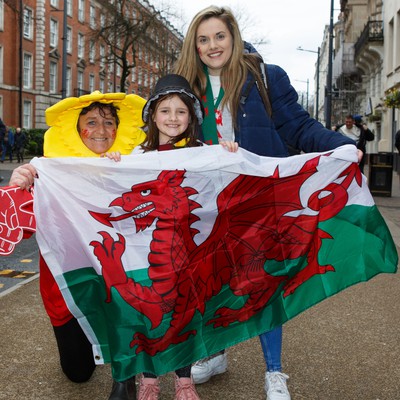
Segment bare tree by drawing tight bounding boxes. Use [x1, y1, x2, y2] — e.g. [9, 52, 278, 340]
[90, 0, 182, 93]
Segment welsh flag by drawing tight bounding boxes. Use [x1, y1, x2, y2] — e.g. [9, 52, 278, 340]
[31, 145, 397, 381]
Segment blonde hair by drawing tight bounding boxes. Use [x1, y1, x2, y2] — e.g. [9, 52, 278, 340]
[174, 6, 264, 123]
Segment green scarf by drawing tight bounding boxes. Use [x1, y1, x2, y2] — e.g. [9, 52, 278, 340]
[201, 68, 224, 145]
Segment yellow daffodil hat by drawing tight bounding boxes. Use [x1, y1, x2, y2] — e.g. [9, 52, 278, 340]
[44, 91, 147, 157]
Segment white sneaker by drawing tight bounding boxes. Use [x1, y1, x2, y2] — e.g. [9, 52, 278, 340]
[265, 371, 291, 400]
[191, 353, 228, 384]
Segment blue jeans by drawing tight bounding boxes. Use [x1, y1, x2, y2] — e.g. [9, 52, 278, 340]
[259, 325, 282, 372]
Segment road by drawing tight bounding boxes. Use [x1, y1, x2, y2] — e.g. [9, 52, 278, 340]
[0, 163, 40, 294]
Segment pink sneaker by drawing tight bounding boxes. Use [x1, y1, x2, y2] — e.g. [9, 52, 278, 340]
[137, 375, 160, 400]
[174, 376, 200, 400]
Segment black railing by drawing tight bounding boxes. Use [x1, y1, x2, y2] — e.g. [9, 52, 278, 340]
[354, 20, 383, 58]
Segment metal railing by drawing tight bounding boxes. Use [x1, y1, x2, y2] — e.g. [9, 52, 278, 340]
[354, 20, 383, 59]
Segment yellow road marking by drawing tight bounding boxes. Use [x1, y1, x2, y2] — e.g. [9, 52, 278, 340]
[0, 270, 37, 278]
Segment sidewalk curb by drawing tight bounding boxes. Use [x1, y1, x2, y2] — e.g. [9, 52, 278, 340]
[0, 272, 39, 298]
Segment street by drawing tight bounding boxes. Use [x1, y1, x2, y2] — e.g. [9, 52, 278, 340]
[0, 163, 39, 293]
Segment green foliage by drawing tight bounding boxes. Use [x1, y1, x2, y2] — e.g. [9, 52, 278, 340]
[25, 128, 46, 156]
[383, 88, 400, 109]
[368, 111, 382, 123]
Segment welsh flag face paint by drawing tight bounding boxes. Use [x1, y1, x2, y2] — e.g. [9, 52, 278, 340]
[78, 109, 118, 154]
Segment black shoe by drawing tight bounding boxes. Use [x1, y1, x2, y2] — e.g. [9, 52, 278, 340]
[108, 377, 136, 400]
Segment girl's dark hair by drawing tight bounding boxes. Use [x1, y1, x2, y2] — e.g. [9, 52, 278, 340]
[79, 102, 120, 129]
[141, 93, 202, 152]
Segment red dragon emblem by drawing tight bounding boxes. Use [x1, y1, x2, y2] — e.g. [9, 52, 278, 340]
[89, 155, 361, 356]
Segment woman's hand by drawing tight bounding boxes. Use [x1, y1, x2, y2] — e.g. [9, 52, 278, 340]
[219, 141, 239, 152]
[9, 164, 37, 190]
[103, 151, 122, 162]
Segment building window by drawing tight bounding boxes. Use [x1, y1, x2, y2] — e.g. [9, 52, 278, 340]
[90, 5, 96, 29]
[23, 8, 33, 40]
[67, 27, 72, 53]
[66, 0, 72, 16]
[78, 0, 85, 22]
[23, 100, 32, 129]
[77, 70, 84, 90]
[89, 74, 95, 92]
[0, 0, 4, 32]
[49, 61, 58, 93]
[50, 0, 58, 7]
[99, 78, 105, 93]
[50, 19, 58, 48]
[100, 45, 105, 68]
[78, 33, 85, 59]
[89, 41, 95, 63]
[100, 13, 105, 28]
[0, 46, 3, 83]
[66, 66, 72, 97]
[23, 53, 32, 89]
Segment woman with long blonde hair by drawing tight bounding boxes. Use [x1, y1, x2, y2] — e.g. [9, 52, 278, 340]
[175, 6, 359, 400]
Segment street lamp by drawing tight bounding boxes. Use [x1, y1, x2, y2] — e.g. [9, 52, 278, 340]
[295, 79, 309, 111]
[51, 1, 68, 98]
[61, 0, 68, 99]
[325, 0, 335, 129]
[297, 46, 320, 121]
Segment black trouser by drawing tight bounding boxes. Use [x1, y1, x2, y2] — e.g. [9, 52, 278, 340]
[53, 317, 96, 383]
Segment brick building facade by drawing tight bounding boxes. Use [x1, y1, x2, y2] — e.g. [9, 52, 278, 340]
[0, 0, 182, 129]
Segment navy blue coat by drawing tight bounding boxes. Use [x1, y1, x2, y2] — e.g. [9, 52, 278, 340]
[234, 64, 356, 157]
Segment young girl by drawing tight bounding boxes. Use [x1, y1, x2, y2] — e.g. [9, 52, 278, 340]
[136, 73, 237, 400]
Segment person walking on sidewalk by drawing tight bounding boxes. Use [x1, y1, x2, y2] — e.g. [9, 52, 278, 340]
[1, 126, 14, 163]
[174, 6, 361, 400]
[13, 127, 27, 163]
[337, 114, 374, 173]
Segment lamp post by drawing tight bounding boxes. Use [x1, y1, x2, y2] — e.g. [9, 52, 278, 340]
[19, 0, 23, 127]
[325, 0, 335, 129]
[61, 0, 68, 99]
[297, 46, 320, 121]
[295, 79, 309, 112]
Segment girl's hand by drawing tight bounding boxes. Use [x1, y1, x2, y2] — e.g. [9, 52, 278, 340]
[219, 141, 239, 153]
[103, 151, 121, 162]
[9, 164, 37, 190]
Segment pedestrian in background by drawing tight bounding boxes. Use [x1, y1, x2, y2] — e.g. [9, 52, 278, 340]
[174, 6, 360, 400]
[337, 114, 374, 173]
[13, 127, 27, 163]
[0, 118, 6, 155]
[1, 126, 14, 163]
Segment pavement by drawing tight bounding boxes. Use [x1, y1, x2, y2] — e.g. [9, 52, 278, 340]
[0, 160, 399, 400]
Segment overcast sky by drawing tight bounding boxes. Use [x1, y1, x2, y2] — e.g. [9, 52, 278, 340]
[153, 0, 339, 95]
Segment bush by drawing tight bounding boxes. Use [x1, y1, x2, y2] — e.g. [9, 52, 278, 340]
[25, 128, 46, 156]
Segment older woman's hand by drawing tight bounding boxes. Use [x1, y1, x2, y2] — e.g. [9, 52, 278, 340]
[103, 151, 122, 162]
[9, 164, 37, 190]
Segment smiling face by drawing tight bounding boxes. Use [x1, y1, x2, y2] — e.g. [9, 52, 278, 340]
[196, 17, 233, 76]
[77, 107, 117, 154]
[153, 95, 190, 145]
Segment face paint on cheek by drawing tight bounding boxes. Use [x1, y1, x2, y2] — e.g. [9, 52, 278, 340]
[197, 47, 202, 56]
[111, 130, 116, 140]
[80, 129, 90, 139]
